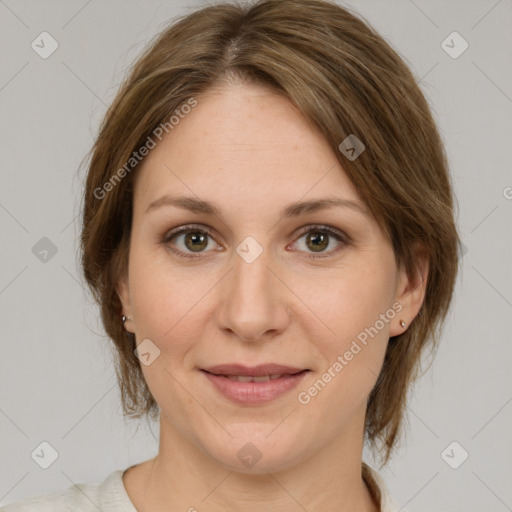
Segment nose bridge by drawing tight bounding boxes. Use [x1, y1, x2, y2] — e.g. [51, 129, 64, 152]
[218, 235, 289, 340]
[231, 237, 274, 305]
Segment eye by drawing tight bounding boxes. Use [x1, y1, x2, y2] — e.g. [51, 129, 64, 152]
[292, 224, 348, 259]
[162, 224, 218, 259]
[161, 224, 349, 259]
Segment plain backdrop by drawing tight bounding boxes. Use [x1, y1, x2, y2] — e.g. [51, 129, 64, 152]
[0, 1, 511, 511]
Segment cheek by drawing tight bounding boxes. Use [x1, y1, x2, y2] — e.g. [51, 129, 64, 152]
[291, 252, 397, 409]
[293, 253, 398, 344]
[295, 265, 396, 419]
[127, 245, 176, 339]
[127, 244, 217, 355]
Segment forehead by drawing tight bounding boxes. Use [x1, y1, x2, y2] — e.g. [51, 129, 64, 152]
[133, 81, 362, 212]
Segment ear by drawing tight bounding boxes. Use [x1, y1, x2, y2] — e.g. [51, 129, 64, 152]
[389, 247, 429, 337]
[116, 271, 135, 333]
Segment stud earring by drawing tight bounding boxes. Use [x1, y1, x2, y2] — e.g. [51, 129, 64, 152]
[122, 315, 132, 324]
[399, 319, 406, 328]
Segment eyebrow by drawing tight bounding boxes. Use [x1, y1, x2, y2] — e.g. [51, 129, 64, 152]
[145, 194, 369, 220]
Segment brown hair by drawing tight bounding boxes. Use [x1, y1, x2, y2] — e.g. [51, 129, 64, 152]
[80, 0, 460, 466]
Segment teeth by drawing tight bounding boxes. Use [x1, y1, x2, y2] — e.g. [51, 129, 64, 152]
[227, 375, 256, 382]
[225, 374, 284, 382]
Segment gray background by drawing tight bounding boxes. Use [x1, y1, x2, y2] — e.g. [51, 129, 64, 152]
[0, 1, 511, 510]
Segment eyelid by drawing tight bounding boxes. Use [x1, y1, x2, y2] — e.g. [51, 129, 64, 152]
[162, 224, 214, 242]
[162, 223, 349, 258]
[161, 224, 217, 259]
[295, 224, 350, 243]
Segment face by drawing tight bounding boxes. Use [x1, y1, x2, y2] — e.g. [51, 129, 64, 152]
[117, 81, 424, 474]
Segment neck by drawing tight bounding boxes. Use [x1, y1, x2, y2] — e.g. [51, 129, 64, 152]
[126, 405, 380, 512]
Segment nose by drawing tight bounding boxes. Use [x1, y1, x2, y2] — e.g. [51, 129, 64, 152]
[216, 242, 291, 343]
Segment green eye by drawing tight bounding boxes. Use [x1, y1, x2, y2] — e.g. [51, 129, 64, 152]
[162, 224, 349, 259]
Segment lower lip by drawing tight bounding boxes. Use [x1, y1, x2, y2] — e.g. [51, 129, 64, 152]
[201, 370, 309, 405]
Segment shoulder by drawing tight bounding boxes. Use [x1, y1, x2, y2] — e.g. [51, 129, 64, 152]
[0, 470, 133, 512]
[1, 490, 69, 512]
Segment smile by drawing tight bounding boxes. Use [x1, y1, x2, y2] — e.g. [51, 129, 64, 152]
[201, 368, 310, 405]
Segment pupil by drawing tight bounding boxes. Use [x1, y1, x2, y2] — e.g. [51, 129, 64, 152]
[309, 232, 327, 251]
[186, 232, 206, 251]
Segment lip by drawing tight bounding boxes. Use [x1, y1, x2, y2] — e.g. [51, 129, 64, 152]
[201, 366, 310, 405]
[202, 363, 306, 377]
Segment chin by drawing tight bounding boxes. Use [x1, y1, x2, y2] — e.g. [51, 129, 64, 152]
[215, 449, 303, 475]
[201, 427, 309, 475]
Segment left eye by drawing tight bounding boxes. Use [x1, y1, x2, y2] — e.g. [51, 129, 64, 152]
[162, 224, 348, 259]
[293, 225, 347, 258]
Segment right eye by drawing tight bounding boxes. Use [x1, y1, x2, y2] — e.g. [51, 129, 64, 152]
[161, 224, 219, 259]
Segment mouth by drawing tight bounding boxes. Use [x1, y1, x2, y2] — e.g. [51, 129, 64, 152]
[200, 364, 310, 405]
[201, 363, 308, 378]
[206, 374, 299, 382]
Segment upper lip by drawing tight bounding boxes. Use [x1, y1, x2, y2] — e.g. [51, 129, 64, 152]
[201, 364, 308, 377]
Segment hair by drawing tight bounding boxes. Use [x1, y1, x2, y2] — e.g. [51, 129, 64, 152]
[80, 0, 460, 466]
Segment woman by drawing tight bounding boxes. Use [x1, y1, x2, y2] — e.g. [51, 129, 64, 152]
[2, 0, 459, 510]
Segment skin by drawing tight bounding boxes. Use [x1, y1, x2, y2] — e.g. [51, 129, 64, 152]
[117, 80, 427, 512]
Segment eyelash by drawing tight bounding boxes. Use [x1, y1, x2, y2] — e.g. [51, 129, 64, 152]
[161, 224, 349, 260]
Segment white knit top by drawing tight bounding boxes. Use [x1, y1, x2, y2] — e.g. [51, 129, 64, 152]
[1, 464, 406, 511]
